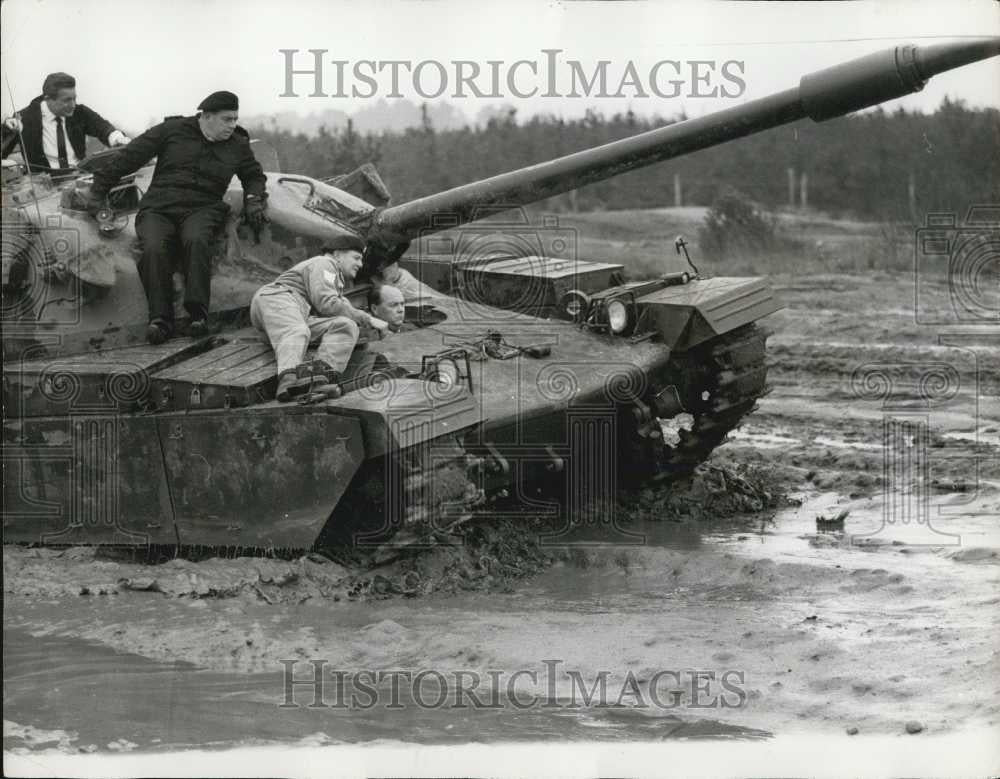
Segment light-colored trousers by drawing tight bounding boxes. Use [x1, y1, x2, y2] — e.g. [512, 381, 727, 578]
[250, 286, 360, 375]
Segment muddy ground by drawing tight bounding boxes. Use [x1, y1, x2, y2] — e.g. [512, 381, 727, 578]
[4, 209, 999, 762]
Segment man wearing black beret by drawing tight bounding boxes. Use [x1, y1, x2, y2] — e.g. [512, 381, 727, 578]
[91, 90, 268, 343]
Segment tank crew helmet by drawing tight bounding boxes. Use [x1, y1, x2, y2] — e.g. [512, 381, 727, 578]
[322, 234, 367, 254]
[197, 91, 239, 112]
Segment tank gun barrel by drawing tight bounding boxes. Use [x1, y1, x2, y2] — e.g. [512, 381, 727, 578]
[373, 38, 999, 243]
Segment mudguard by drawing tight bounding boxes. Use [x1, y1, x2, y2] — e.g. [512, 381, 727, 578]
[636, 276, 781, 351]
[325, 378, 483, 458]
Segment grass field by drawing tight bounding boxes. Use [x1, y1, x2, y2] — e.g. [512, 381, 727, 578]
[414, 205, 920, 279]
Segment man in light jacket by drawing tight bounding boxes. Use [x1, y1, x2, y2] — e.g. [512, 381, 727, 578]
[251, 235, 389, 402]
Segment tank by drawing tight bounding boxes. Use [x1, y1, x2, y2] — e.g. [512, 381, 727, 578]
[3, 39, 997, 550]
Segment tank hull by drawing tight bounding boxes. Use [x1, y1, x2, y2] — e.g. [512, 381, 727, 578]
[2, 279, 771, 548]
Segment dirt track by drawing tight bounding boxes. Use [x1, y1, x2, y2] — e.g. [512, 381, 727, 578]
[4, 225, 999, 752]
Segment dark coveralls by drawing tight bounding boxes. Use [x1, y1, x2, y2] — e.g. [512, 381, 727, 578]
[91, 116, 266, 323]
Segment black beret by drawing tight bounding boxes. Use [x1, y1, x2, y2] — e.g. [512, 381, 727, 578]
[322, 233, 366, 253]
[198, 90, 239, 112]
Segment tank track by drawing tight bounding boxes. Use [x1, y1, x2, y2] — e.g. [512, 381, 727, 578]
[328, 325, 769, 555]
[627, 323, 771, 482]
[367, 324, 771, 543]
[398, 436, 481, 528]
[318, 433, 481, 555]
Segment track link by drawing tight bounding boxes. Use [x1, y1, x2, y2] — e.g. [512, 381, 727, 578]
[655, 324, 771, 479]
[318, 433, 481, 555]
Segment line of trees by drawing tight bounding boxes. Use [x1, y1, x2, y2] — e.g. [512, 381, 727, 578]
[249, 99, 998, 222]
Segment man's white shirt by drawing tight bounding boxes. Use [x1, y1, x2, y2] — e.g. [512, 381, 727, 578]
[38, 100, 126, 168]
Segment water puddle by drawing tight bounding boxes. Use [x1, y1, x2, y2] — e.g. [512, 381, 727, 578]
[941, 428, 1000, 448]
[727, 429, 801, 448]
[812, 436, 883, 452]
[3, 629, 769, 754]
[703, 490, 1000, 568]
[5, 483, 996, 756]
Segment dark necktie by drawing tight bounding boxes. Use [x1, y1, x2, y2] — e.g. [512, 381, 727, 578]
[55, 116, 69, 169]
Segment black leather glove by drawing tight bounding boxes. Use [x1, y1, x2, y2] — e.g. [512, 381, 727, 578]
[243, 195, 269, 243]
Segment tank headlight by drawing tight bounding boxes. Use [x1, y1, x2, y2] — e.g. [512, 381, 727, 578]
[606, 299, 632, 334]
[434, 358, 459, 387]
[558, 289, 591, 322]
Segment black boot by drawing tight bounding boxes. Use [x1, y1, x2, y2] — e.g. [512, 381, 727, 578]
[189, 319, 210, 338]
[275, 363, 314, 402]
[186, 303, 209, 338]
[146, 318, 173, 345]
[308, 360, 343, 399]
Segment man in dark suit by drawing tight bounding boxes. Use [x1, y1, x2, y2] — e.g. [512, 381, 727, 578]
[90, 90, 268, 344]
[1, 72, 130, 173]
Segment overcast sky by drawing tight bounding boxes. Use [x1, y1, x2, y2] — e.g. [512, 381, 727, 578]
[2, 0, 998, 135]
